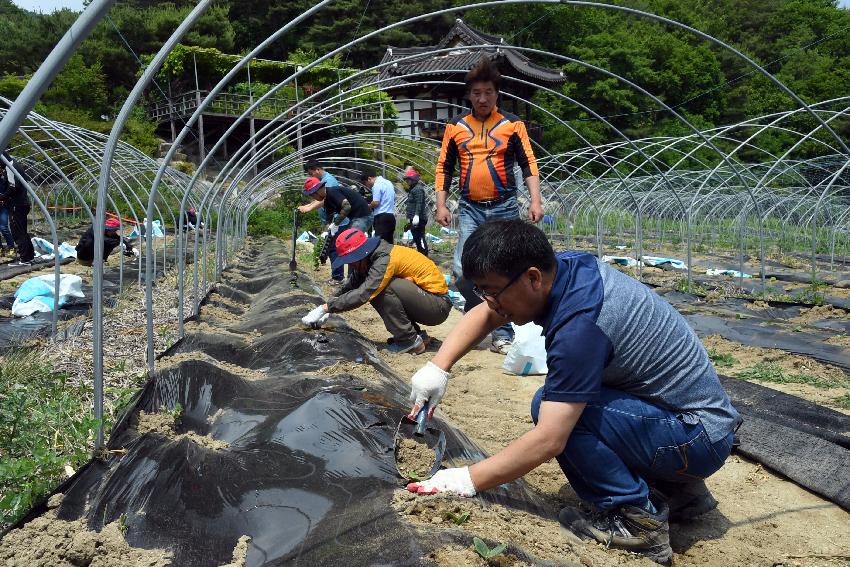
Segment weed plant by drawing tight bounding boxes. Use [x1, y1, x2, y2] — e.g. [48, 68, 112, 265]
[708, 349, 737, 368]
[0, 350, 97, 529]
[736, 363, 849, 389]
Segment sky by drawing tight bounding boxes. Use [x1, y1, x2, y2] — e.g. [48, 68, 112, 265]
[9, 0, 850, 14]
[12, 0, 84, 13]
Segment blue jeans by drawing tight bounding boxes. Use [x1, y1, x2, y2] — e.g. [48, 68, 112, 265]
[531, 386, 733, 511]
[0, 207, 13, 248]
[454, 196, 519, 341]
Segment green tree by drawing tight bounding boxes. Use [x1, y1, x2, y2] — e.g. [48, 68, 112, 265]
[43, 54, 108, 116]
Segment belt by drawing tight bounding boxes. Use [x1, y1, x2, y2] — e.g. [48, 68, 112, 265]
[464, 193, 516, 208]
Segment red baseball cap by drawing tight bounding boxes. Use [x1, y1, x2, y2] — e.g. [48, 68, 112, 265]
[332, 228, 381, 270]
[303, 177, 325, 195]
[402, 168, 419, 179]
[104, 218, 120, 230]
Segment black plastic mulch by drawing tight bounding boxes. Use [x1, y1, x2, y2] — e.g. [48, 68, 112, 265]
[21, 239, 550, 566]
[721, 376, 850, 511]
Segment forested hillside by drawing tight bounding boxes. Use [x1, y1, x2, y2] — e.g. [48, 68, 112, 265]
[0, 0, 847, 157]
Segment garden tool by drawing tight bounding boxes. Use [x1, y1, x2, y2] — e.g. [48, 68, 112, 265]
[318, 233, 333, 265]
[393, 400, 446, 480]
[289, 209, 299, 272]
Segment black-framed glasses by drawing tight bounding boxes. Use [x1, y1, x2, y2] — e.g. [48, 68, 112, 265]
[472, 268, 526, 306]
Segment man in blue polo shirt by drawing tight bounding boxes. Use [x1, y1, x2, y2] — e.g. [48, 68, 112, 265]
[404, 219, 741, 564]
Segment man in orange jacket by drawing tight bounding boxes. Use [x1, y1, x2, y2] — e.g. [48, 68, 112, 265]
[435, 56, 544, 354]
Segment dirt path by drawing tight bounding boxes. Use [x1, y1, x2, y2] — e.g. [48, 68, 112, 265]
[311, 263, 850, 566]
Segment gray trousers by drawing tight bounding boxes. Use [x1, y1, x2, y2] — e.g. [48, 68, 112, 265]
[370, 278, 452, 343]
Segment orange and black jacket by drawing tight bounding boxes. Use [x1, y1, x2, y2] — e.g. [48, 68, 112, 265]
[435, 107, 539, 202]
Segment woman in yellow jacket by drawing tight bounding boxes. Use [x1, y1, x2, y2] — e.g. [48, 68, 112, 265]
[301, 228, 452, 354]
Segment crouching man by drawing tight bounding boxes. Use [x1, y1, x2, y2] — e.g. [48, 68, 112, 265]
[404, 219, 741, 564]
[301, 228, 452, 354]
[76, 217, 138, 266]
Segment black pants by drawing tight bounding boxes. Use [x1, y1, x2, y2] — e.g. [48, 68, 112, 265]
[411, 224, 428, 256]
[373, 213, 396, 244]
[9, 202, 34, 262]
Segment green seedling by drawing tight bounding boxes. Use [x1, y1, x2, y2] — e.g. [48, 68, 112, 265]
[833, 394, 850, 410]
[708, 349, 736, 368]
[118, 513, 128, 537]
[473, 537, 507, 559]
[407, 471, 421, 481]
[445, 511, 470, 525]
[312, 236, 325, 270]
[163, 403, 184, 426]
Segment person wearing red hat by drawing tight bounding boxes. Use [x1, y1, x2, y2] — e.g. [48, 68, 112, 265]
[402, 167, 428, 256]
[75, 216, 138, 266]
[183, 206, 203, 231]
[301, 228, 451, 354]
[299, 176, 372, 285]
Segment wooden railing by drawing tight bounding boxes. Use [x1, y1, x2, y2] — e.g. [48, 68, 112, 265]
[147, 90, 382, 126]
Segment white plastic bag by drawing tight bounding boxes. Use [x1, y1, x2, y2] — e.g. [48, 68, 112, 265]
[11, 274, 85, 317]
[30, 237, 77, 260]
[502, 322, 548, 376]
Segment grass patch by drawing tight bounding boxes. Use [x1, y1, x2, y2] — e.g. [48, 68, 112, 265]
[0, 350, 98, 529]
[673, 278, 710, 296]
[736, 363, 848, 389]
[833, 394, 850, 410]
[708, 349, 737, 368]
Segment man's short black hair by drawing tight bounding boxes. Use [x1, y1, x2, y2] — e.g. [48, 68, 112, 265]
[304, 159, 321, 172]
[465, 56, 501, 92]
[462, 219, 555, 280]
[360, 169, 377, 181]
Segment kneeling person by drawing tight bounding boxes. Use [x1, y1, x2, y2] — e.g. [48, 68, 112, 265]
[76, 218, 138, 267]
[301, 228, 451, 354]
[405, 219, 741, 564]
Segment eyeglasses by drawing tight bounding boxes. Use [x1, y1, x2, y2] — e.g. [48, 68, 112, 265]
[472, 269, 526, 306]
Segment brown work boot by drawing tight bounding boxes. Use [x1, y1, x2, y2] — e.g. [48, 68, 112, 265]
[650, 480, 718, 522]
[559, 500, 672, 565]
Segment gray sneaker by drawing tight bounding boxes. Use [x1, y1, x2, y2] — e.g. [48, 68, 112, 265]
[490, 337, 512, 354]
[386, 334, 425, 354]
[559, 501, 672, 565]
[650, 480, 718, 521]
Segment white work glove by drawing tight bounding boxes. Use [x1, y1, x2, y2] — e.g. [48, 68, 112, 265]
[327, 223, 339, 236]
[408, 361, 450, 419]
[132, 248, 140, 258]
[412, 215, 420, 227]
[320, 231, 329, 239]
[187, 223, 195, 230]
[301, 304, 329, 328]
[407, 466, 476, 497]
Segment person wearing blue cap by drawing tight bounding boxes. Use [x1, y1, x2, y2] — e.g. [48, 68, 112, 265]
[301, 228, 451, 354]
